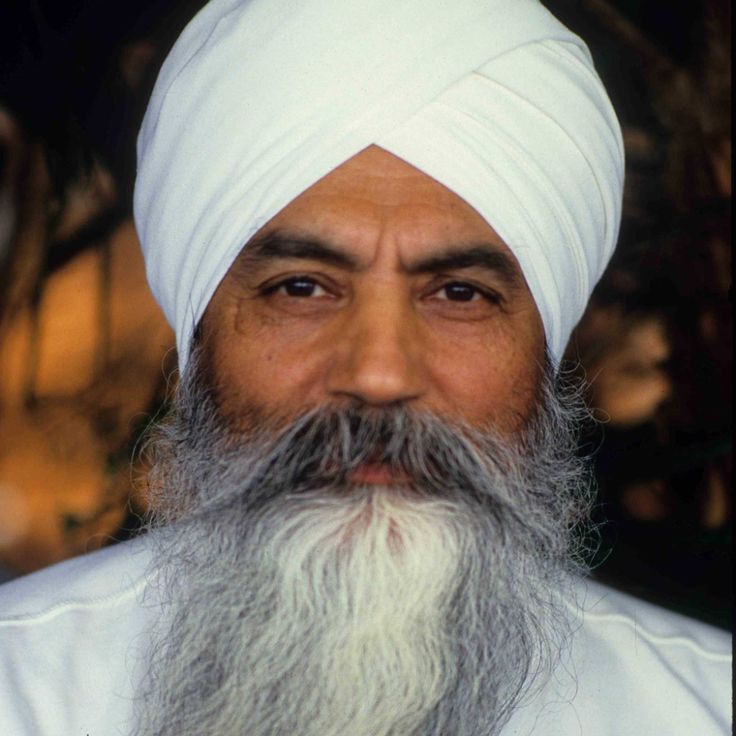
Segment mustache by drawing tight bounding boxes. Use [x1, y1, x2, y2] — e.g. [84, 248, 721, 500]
[204, 405, 521, 512]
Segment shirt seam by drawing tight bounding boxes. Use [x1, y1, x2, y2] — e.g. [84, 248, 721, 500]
[0, 572, 150, 627]
[571, 604, 732, 662]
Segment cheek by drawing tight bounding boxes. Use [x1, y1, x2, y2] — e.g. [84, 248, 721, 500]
[423, 318, 544, 431]
[206, 308, 331, 413]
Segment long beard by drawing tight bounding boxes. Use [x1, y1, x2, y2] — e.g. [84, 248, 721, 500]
[134, 361, 593, 736]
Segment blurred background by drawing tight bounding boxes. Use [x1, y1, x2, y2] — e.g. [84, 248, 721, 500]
[0, 0, 731, 628]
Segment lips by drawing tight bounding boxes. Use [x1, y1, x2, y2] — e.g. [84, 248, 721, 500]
[347, 462, 409, 485]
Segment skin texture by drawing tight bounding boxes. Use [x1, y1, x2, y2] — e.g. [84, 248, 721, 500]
[201, 145, 545, 437]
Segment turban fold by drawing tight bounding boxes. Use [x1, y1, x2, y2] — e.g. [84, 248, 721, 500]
[134, 0, 624, 371]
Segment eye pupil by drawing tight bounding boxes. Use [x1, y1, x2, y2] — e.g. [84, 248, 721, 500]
[284, 279, 316, 297]
[445, 283, 475, 301]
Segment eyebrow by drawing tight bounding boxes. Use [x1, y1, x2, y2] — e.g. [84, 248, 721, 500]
[240, 230, 522, 287]
[406, 246, 521, 287]
[242, 231, 357, 269]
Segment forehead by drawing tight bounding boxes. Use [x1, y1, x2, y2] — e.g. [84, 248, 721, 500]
[301, 145, 470, 203]
[256, 145, 516, 264]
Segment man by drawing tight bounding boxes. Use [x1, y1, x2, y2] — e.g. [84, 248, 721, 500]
[0, 1, 730, 734]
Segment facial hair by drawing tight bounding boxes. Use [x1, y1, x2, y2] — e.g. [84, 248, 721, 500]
[133, 357, 593, 736]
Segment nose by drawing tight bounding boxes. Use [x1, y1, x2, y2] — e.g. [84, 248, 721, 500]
[325, 293, 426, 407]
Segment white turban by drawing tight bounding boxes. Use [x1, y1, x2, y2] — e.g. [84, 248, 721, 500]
[134, 0, 624, 371]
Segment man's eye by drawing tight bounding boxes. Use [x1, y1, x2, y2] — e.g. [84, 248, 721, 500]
[436, 282, 488, 302]
[268, 277, 327, 298]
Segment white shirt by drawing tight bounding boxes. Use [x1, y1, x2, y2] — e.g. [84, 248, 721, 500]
[0, 533, 731, 735]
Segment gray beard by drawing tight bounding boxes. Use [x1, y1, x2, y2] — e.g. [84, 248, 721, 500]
[133, 358, 593, 736]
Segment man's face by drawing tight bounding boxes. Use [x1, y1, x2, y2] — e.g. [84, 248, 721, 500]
[201, 145, 545, 440]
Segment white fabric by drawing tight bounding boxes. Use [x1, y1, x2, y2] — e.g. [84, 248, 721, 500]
[0, 535, 730, 735]
[134, 0, 624, 371]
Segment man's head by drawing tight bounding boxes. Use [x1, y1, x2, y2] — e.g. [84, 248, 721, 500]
[132, 0, 622, 734]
